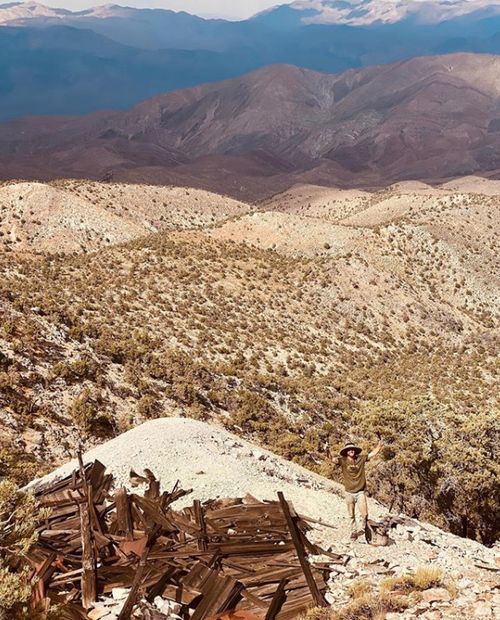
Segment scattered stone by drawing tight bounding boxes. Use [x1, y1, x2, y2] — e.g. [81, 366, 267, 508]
[252, 450, 266, 461]
[421, 588, 452, 603]
[111, 587, 129, 600]
[473, 601, 493, 617]
[458, 577, 475, 589]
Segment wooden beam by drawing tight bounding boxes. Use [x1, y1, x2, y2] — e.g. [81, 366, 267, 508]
[115, 488, 134, 541]
[277, 492, 326, 608]
[194, 500, 208, 551]
[77, 451, 97, 610]
[117, 546, 150, 620]
[265, 578, 288, 620]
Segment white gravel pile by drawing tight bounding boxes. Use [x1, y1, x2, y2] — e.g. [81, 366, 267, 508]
[35, 417, 367, 526]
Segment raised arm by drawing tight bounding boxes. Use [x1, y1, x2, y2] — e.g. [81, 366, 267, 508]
[368, 441, 384, 461]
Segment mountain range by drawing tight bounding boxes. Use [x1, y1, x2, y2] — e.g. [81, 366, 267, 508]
[3, 1, 500, 35]
[2, 53, 500, 199]
[2, 1, 500, 118]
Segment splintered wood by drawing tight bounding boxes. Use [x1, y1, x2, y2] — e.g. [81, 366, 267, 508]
[29, 460, 340, 620]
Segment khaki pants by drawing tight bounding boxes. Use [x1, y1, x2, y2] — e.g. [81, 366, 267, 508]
[345, 490, 368, 534]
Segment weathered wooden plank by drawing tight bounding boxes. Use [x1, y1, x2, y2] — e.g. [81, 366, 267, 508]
[117, 546, 150, 620]
[145, 471, 161, 500]
[240, 587, 269, 610]
[277, 492, 326, 608]
[265, 578, 288, 620]
[79, 494, 97, 608]
[190, 571, 243, 620]
[77, 451, 97, 610]
[88, 460, 106, 491]
[241, 566, 302, 587]
[214, 541, 295, 556]
[194, 500, 208, 551]
[115, 488, 134, 541]
[132, 494, 176, 530]
[275, 591, 315, 620]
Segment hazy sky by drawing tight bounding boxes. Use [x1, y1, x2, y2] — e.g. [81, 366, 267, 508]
[16, 0, 295, 19]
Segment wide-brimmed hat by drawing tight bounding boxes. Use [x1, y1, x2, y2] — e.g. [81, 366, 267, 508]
[340, 443, 362, 457]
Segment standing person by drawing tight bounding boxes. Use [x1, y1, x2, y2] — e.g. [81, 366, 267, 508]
[332, 440, 384, 541]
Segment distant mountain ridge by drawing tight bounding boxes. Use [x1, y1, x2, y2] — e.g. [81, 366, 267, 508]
[2, 1, 500, 119]
[0, 25, 261, 119]
[267, 0, 500, 26]
[2, 53, 500, 199]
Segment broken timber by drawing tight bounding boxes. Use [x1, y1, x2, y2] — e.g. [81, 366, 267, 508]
[77, 451, 97, 610]
[27, 460, 344, 620]
[278, 491, 327, 608]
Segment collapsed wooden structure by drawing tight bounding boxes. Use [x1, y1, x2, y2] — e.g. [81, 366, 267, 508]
[28, 458, 345, 620]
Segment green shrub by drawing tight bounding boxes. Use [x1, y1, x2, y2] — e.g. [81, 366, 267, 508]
[69, 389, 114, 436]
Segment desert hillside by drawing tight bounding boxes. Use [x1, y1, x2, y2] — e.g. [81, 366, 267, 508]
[0, 176, 498, 547]
[0, 180, 249, 253]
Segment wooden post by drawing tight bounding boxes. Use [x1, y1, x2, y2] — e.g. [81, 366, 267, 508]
[118, 523, 161, 618]
[277, 492, 327, 607]
[77, 450, 97, 609]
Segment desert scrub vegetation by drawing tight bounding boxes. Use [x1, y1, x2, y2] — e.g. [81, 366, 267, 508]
[348, 397, 499, 543]
[0, 447, 39, 488]
[304, 589, 408, 620]
[304, 566, 453, 620]
[0, 227, 498, 543]
[0, 480, 52, 620]
[69, 388, 114, 436]
[380, 566, 454, 597]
